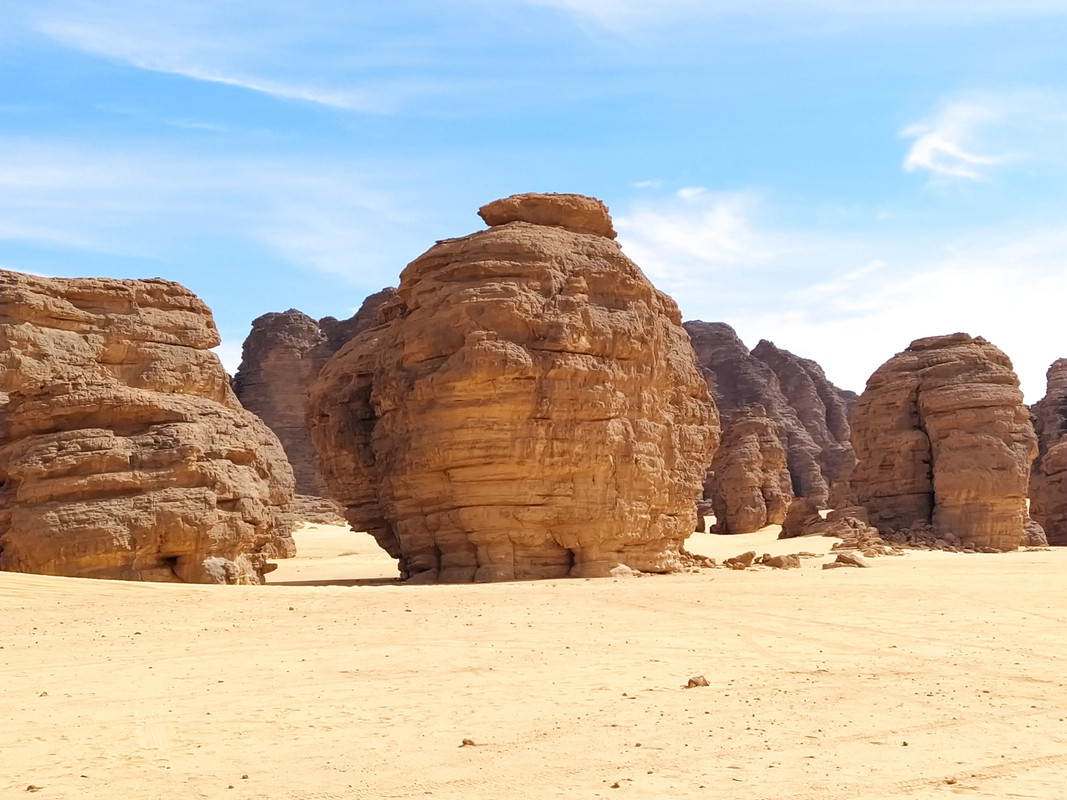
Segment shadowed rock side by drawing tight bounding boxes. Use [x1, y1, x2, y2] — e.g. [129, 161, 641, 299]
[232, 288, 395, 498]
[751, 339, 857, 488]
[308, 193, 719, 582]
[850, 333, 1036, 551]
[683, 321, 828, 505]
[0, 269, 295, 583]
[233, 310, 328, 496]
[708, 405, 792, 533]
[1030, 358, 1067, 545]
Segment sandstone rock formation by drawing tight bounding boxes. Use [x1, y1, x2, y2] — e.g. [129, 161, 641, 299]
[707, 405, 791, 533]
[0, 269, 295, 583]
[683, 321, 828, 504]
[751, 339, 857, 488]
[308, 192, 718, 582]
[850, 333, 1036, 551]
[1021, 518, 1049, 548]
[779, 497, 826, 539]
[232, 289, 395, 499]
[1029, 358, 1067, 545]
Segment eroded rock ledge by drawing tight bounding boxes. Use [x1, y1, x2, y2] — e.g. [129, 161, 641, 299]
[0, 269, 295, 583]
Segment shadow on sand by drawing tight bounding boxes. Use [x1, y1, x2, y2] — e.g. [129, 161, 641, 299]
[268, 577, 401, 587]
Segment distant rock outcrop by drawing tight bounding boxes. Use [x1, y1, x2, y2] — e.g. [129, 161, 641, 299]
[0, 269, 295, 583]
[308, 193, 719, 581]
[683, 321, 828, 505]
[1030, 358, 1067, 545]
[850, 333, 1036, 551]
[708, 405, 791, 533]
[232, 289, 395, 499]
[751, 339, 857, 488]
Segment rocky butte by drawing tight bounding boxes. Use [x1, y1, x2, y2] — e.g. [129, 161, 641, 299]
[1030, 358, 1067, 545]
[750, 339, 857, 490]
[707, 404, 792, 533]
[683, 321, 830, 505]
[850, 333, 1036, 551]
[0, 269, 296, 583]
[308, 192, 719, 582]
[232, 288, 395, 501]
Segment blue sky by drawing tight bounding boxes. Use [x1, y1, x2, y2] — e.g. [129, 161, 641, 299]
[3, 1, 1066, 400]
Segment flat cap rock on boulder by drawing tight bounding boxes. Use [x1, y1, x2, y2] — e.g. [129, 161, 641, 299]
[308, 194, 717, 582]
[0, 269, 295, 583]
[478, 192, 617, 239]
[850, 333, 1036, 551]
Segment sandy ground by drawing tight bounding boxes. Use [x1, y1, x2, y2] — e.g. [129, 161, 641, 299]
[4, 524, 1067, 800]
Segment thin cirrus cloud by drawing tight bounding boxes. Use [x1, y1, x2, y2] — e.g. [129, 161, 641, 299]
[0, 139, 421, 286]
[36, 18, 391, 112]
[614, 189, 1063, 401]
[519, 0, 1067, 32]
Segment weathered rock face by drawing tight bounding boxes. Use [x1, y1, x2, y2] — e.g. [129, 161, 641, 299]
[683, 321, 828, 505]
[851, 333, 1036, 551]
[308, 193, 718, 582]
[233, 310, 328, 496]
[708, 405, 791, 533]
[233, 290, 396, 500]
[0, 269, 295, 583]
[751, 339, 857, 488]
[1030, 358, 1067, 545]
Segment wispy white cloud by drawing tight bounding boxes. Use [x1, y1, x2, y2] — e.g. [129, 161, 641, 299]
[615, 189, 1064, 402]
[901, 90, 1067, 182]
[618, 190, 781, 288]
[901, 100, 1014, 180]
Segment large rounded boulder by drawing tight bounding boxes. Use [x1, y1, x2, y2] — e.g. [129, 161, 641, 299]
[850, 333, 1036, 551]
[308, 193, 719, 581]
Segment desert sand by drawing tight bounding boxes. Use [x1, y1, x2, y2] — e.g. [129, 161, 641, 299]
[4, 524, 1067, 800]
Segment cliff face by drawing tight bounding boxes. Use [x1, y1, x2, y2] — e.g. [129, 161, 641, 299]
[309, 193, 719, 582]
[683, 321, 827, 505]
[751, 339, 857, 489]
[0, 269, 295, 583]
[1030, 358, 1067, 545]
[232, 289, 396, 497]
[851, 333, 1036, 551]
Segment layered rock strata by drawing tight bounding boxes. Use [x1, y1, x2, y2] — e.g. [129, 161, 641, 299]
[684, 321, 828, 504]
[850, 333, 1036, 551]
[308, 193, 718, 582]
[0, 270, 295, 583]
[1029, 359, 1067, 545]
[232, 289, 395, 499]
[708, 405, 792, 533]
[751, 339, 857, 487]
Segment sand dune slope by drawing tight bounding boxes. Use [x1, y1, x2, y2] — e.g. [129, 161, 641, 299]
[3, 525, 1067, 799]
